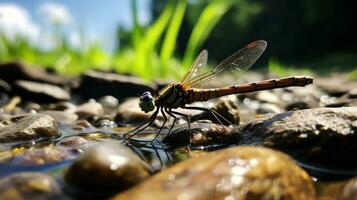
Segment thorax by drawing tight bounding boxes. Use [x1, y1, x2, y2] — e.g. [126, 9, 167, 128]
[157, 84, 187, 108]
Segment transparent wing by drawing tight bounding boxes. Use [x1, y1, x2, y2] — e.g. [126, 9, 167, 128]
[181, 50, 208, 84]
[186, 40, 267, 89]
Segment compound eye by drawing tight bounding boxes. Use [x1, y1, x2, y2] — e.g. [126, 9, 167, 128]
[142, 95, 151, 101]
[140, 91, 153, 101]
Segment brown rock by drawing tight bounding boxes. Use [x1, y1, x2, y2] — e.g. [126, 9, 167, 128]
[112, 146, 315, 200]
[0, 172, 63, 200]
[317, 177, 357, 200]
[65, 142, 150, 193]
[75, 100, 104, 119]
[192, 96, 240, 125]
[163, 122, 233, 147]
[115, 98, 152, 125]
[11, 146, 76, 165]
[0, 113, 59, 142]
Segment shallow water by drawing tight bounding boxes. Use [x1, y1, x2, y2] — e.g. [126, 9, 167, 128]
[0, 123, 356, 199]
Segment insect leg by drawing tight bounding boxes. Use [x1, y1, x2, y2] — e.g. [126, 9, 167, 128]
[165, 108, 177, 136]
[123, 108, 159, 142]
[184, 106, 232, 127]
[170, 110, 192, 147]
[151, 106, 168, 142]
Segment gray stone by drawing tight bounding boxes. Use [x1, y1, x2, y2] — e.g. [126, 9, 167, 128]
[41, 110, 78, 125]
[285, 101, 310, 111]
[234, 107, 357, 169]
[0, 61, 67, 85]
[257, 103, 283, 114]
[14, 80, 70, 102]
[115, 98, 152, 125]
[99, 95, 119, 109]
[0, 113, 59, 142]
[255, 90, 281, 104]
[75, 99, 104, 119]
[317, 76, 357, 96]
[348, 88, 357, 98]
[78, 70, 156, 100]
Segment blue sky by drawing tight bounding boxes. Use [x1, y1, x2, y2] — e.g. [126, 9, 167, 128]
[0, 0, 151, 50]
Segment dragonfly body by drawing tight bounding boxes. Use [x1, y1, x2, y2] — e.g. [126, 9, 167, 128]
[124, 40, 314, 142]
[157, 76, 313, 108]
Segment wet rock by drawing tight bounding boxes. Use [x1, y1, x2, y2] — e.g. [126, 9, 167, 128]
[336, 177, 357, 200]
[14, 80, 70, 102]
[99, 95, 119, 109]
[75, 99, 104, 119]
[49, 101, 77, 112]
[12, 146, 76, 165]
[0, 172, 62, 200]
[317, 76, 357, 96]
[0, 61, 67, 85]
[163, 122, 233, 147]
[0, 113, 11, 121]
[23, 102, 41, 111]
[289, 85, 324, 108]
[285, 101, 310, 111]
[0, 113, 59, 142]
[41, 110, 78, 125]
[329, 95, 357, 108]
[112, 146, 315, 200]
[115, 98, 152, 125]
[256, 103, 283, 114]
[234, 107, 357, 169]
[347, 88, 357, 98]
[192, 96, 240, 125]
[94, 118, 117, 128]
[0, 79, 11, 92]
[57, 136, 93, 149]
[65, 141, 150, 193]
[73, 120, 93, 130]
[255, 90, 281, 104]
[77, 70, 156, 100]
[317, 177, 357, 200]
[324, 98, 352, 107]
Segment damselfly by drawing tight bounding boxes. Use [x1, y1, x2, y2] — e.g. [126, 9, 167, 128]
[123, 40, 313, 142]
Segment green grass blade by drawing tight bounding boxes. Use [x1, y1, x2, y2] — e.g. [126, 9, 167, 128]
[134, 0, 175, 78]
[131, 0, 142, 49]
[160, 0, 187, 76]
[182, 0, 233, 68]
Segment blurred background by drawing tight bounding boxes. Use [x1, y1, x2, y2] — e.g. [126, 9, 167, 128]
[0, 0, 356, 80]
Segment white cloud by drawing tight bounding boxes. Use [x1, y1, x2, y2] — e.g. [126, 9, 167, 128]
[0, 4, 39, 42]
[39, 2, 72, 25]
[69, 31, 82, 49]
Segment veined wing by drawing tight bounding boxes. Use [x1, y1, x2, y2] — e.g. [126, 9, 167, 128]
[187, 40, 267, 89]
[181, 50, 208, 84]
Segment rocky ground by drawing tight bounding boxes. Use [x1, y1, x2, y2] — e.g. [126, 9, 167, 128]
[0, 61, 357, 200]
